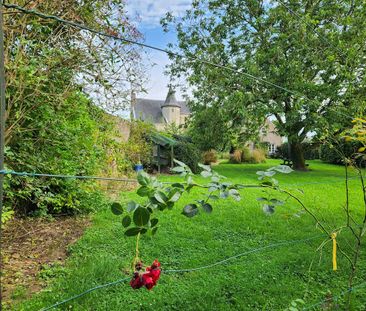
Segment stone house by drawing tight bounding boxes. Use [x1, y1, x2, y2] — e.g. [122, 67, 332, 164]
[131, 88, 283, 155]
[259, 119, 283, 155]
[131, 87, 189, 131]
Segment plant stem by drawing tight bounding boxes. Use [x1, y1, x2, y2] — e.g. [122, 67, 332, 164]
[132, 232, 141, 271]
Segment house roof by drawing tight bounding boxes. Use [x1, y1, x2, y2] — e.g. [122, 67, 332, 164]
[162, 87, 180, 108]
[134, 98, 190, 123]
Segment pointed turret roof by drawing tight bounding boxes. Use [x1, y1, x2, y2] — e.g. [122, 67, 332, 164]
[161, 86, 181, 108]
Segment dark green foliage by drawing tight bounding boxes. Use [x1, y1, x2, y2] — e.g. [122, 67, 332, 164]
[173, 140, 202, 174]
[187, 108, 231, 152]
[276, 143, 320, 160]
[4, 93, 120, 216]
[320, 140, 364, 166]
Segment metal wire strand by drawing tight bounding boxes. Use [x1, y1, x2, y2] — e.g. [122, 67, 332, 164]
[41, 234, 323, 311]
[302, 281, 366, 310]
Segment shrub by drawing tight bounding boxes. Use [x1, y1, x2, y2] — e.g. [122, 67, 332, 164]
[174, 141, 202, 174]
[124, 120, 154, 167]
[320, 140, 363, 166]
[252, 149, 266, 163]
[229, 150, 242, 164]
[275, 142, 320, 160]
[240, 147, 252, 163]
[230, 147, 266, 164]
[203, 150, 217, 164]
[218, 152, 230, 160]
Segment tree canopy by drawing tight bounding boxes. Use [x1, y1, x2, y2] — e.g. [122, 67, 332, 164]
[162, 0, 366, 169]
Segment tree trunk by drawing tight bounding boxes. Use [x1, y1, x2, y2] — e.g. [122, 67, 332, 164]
[289, 141, 307, 171]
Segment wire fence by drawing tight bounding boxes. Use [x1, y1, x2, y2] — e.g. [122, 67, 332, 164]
[40, 234, 323, 311]
[0, 168, 362, 188]
[0, 2, 365, 311]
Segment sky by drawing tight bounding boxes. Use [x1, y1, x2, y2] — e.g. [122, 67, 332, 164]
[125, 0, 191, 101]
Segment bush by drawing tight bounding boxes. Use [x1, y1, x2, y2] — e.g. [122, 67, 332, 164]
[229, 147, 266, 164]
[275, 142, 320, 160]
[124, 120, 154, 167]
[203, 150, 217, 164]
[252, 149, 266, 163]
[240, 147, 252, 163]
[218, 152, 230, 160]
[229, 150, 242, 164]
[320, 140, 363, 166]
[174, 141, 202, 174]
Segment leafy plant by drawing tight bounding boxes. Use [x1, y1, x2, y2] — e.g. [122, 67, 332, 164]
[111, 160, 294, 278]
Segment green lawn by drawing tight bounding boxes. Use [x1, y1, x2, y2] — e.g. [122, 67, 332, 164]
[12, 160, 366, 310]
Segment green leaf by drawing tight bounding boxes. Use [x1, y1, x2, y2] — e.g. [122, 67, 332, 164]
[111, 202, 123, 215]
[256, 197, 268, 202]
[154, 191, 168, 204]
[168, 189, 181, 202]
[171, 183, 185, 189]
[182, 204, 199, 217]
[137, 186, 150, 197]
[152, 227, 158, 235]
[124, 227, 142, 236]
[201, 170, 212, 178]
[208, 194, 219, 200]
[220, 191, 229, 199]
[261, 181, 274, 187]
[202, 203, 213, 213]
[122, 215, 131, 228]
[262, 204, 275, 215]
[127, 201, 138, 212]
[150, 218, 158, 227]
[171, 166, 186, 173]
[173, 159, 186, 167]
[186, 185, 194, 193]
[269, 165, 293, 174]
[198, 163, 211, 171]
[133, 207, 150, 226]
[137, 171, 150, 186]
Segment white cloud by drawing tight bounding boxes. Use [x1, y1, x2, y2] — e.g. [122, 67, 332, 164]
[126, 0, 191, 27]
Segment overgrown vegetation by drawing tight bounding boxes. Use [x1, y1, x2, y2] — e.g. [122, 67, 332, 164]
[2, 0, 144, 219]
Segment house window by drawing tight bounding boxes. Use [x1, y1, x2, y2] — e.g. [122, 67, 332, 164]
[268, 143, 276, 154]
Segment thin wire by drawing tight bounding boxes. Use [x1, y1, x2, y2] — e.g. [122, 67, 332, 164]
[2, 3, 357, 122]
[41, 234, 323, 310]
[40, 277, 130, 311]
[164, 234, 322, 273]
[2, 3, 299, 97]
[0, 169, 361, 188]
[302, 280, 366, 310]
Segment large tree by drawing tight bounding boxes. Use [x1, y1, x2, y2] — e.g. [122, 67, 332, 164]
[162, 0, 366, 170]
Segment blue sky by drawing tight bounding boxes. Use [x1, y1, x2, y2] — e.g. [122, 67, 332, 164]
[126, 0, 191, 100]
